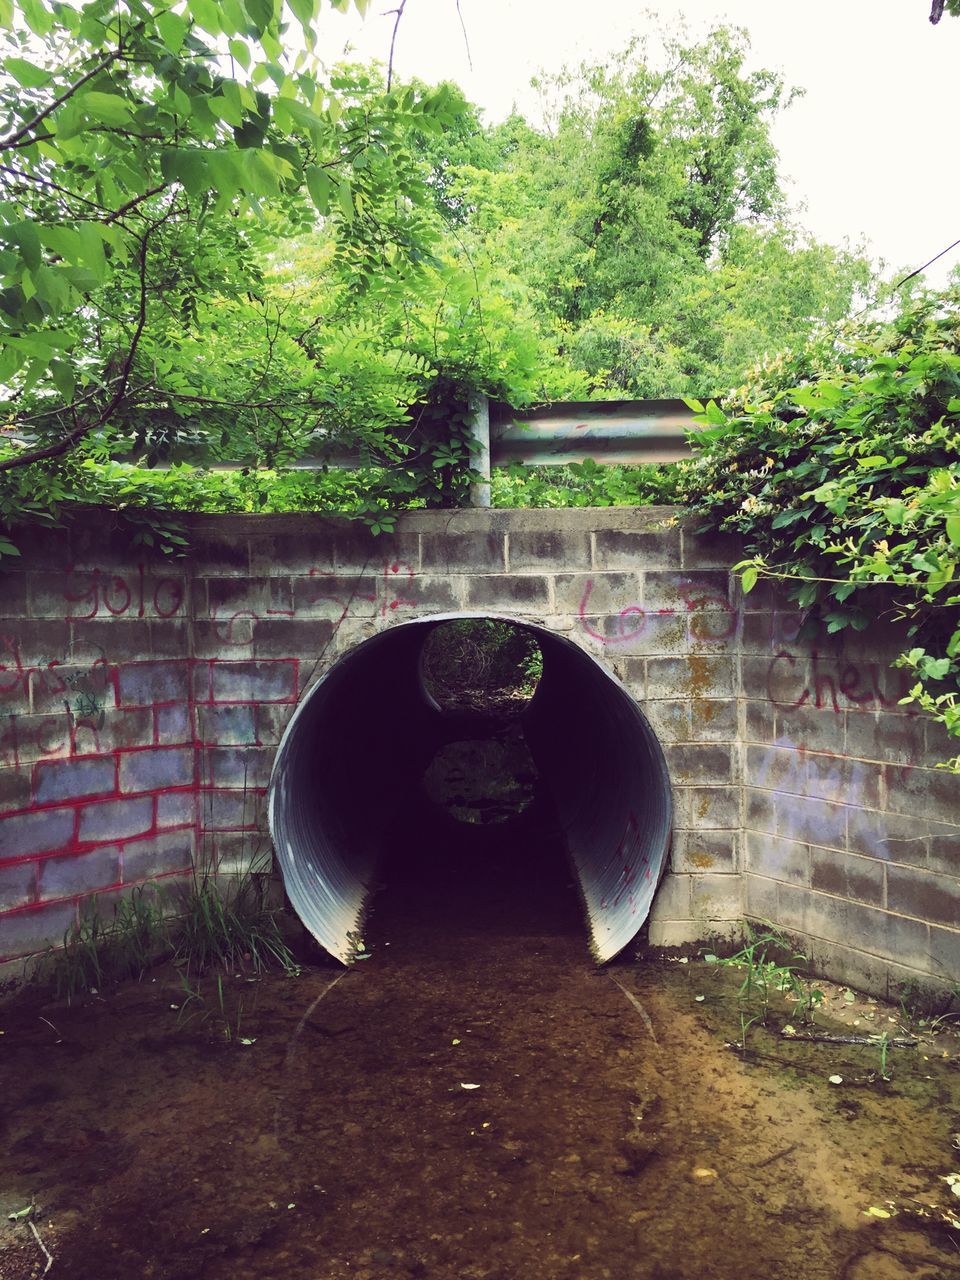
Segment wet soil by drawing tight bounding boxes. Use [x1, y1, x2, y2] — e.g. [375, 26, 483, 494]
[2, 817, 960, 1280]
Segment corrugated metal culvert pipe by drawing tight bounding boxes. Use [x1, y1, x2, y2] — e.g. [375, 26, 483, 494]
[268, 615, 672, 964]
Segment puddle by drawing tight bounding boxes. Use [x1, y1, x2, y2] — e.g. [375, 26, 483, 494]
[2, 841, 960, 1280]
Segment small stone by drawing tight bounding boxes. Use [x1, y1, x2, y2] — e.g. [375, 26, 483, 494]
[689, 1166, 719, 1185]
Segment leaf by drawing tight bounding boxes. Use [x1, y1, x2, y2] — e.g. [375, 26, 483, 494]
[337, 177, 354, 221]
[4, 56, 51, 88]
[76, 92, 134, 127]
[20, 0, 54, 35]
[155, 10, 190, 53]
[305, 165, 332, 215]
[741, 565, 758, 595]
[946, 516, 960, 547]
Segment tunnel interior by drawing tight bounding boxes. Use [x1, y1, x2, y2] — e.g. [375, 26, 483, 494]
[268, 614, 673, 964]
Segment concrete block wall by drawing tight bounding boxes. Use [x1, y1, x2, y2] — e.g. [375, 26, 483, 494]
[739, 584, 960, 998]
[1, 506, 958, 998]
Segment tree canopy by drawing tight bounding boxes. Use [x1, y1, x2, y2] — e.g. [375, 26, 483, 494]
[0, 9, 890, 538]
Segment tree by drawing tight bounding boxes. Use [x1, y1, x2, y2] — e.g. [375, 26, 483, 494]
[0, 0, 460, 478]
[444, 26, 875, 399]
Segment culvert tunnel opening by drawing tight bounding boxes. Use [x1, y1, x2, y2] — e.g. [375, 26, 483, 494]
[268, 614, 672, 965]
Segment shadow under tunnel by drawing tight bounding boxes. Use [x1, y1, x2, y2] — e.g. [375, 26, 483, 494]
[268, 615, 672, 965]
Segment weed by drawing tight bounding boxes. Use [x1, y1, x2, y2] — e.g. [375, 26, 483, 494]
[717, 921, 821, 1026]
[876, 1030, 892, 1081]
[41, 886, 167, 1002]
[174, 870, 297, 978]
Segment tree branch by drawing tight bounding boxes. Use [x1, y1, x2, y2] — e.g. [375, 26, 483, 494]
[0, 48, 124, 152]
[385, 0, 409, 93]
[0, 218, 159, 473]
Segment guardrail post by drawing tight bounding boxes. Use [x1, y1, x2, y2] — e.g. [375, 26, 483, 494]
[467, 393, 491, 508]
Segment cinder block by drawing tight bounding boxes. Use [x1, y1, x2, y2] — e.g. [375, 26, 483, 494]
[648, 871, 691, 920]
[465, 574, 549, 611]
[744, 873, 778, 921]
[248, 530, 337, 576]
[646, 657, 734, 700]
[688, 699, 737, 743]
[0, 859, 36, 911]
[0, 575, 28, 617]
[691, 872, 742, 920]
[201, 788, 259, 830]
[680, 527, 743, 570]
[201, 746, 273, 790]
[192, 619, 252, 658]
[745, 831, 810, 885]
[334, 528, 420, 574]
[381, 572, 460, 616]
[670, 829, 738, 874]
[122, 831, 193, 881]
[39, 845, 121, 900]
[291, 572, 377, 620]
[744, 700, 777, 743]
[775, 703, 848, 754]
[810, 847, 883, 907]
[255, 704, 293, 746]
[210, 660, 296, 704]
[886, 762, 960, 825]
[845, 711, 926, 765]
[803, 753, 881, 811]
[146, 619, 191, 658]
[156, 790, 196, 828]
[0, 767, 32, 814]
[118, 661, 190, 707]
[887, 863, 960, 929]
[846, 806, 929, 865]
[155, 705, 191, 744]
[928, 923, 960, 984]
[421, 532, 505, 574]
[593, 527, 682, 571]
[78, 797, 152, 843]
[1, 619, 70, 666]
[595, 609, 688, 656]
[119, 747, 194, 792]
[34, 756, 116, 804]
[75, 707, 154, 755]
[0, 900, 77, 959]
[509, 530, 591, 571]
[189, 529, 250, 576]
[29, 663, 117, 716]
[664, 742, 733, 785]
[0, 806, 74, 859]
[776, 793, 846, 850]
[553, 572, 639, 616]
[927, 828, 960, 876]
[642, 700, 690, 744]
[253, 619, 337, 659]
[644, 570, 732, 613]
[744, 787, 777, 836]
[687, 786, 739, 829]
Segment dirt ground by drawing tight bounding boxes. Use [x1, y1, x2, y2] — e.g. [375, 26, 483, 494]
[2, 816, 960, 1280]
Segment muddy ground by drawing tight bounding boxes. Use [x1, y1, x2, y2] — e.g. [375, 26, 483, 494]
[2, 816, 960, 1280]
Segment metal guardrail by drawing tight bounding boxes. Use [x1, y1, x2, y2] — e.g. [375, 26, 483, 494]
[488, 398, 696, 467]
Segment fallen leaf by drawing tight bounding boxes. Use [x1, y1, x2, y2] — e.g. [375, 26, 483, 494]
[460, 1082, 481, 1090]
[828, 1075, 843, 1085]
[864, 1206, 892, 1219]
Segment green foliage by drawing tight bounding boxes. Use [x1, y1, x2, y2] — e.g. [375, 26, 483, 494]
[677, 287, 960, 762]
[37, 869, 295, 1002]
[174, 869, 296, 978]
[492, 458, 681, 508]
[40, 885, 166, 1001]
[421, 619, 542, 705]
[714, 921, 824, 1039]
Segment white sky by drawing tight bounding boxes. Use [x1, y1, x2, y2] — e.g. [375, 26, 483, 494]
[321, 0, 960, 285]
